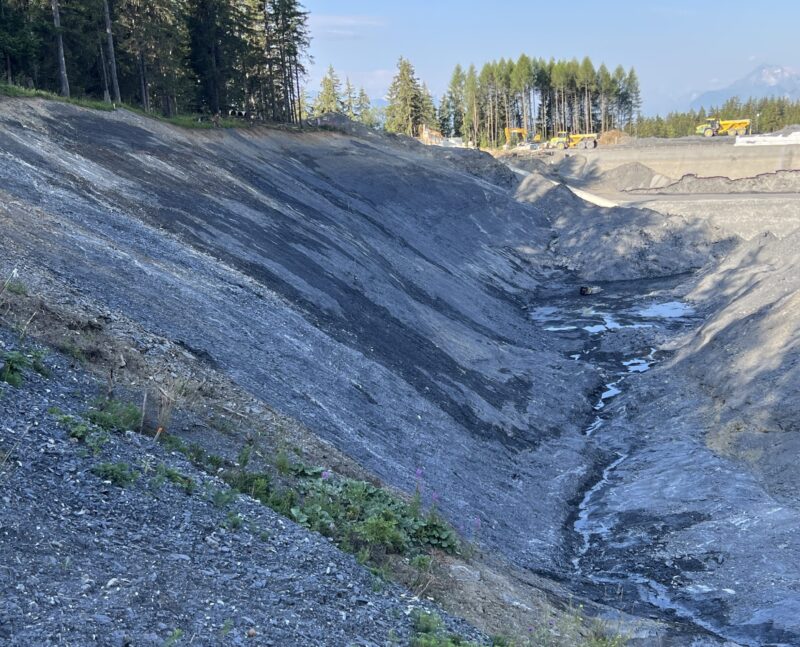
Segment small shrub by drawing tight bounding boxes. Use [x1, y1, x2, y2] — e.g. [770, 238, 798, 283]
[413, 610, 443, 635]
[92, 462, 138, 487]
[87, 399, 141, 432]
[211, 488, 236, 508]
[156, 465, 196, 494]
[225, 511, 243, 530]
[1, 351, 29, 387]
[5, 280, 27, 296]
[274, 450, 291, 474]
[31, 351, 50, 377]
[163, 628, 184, 646]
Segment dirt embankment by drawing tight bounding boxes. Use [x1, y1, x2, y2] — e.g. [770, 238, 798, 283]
[632, 168, 800, 194]
[5, 98, 800, 645]
[679, 230, 800, 502]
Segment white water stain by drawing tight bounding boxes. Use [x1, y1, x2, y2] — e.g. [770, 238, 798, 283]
[573, 452, 629, 569]
[623, 358, 651, 373]
[594, 381, 622, 410]
[545, 325, 578, 331]
[529, 306, 560, 321]
[636, 301, 694, 319]
[584, 416, 604, 436]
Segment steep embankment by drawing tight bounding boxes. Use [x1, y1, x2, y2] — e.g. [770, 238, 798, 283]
[5, 98, 799, 646]
[0, 98, 591, 572]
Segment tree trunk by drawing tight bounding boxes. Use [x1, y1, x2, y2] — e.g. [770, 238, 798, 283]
[102, 0, 121, 103]
[138, 51, 149, 112]
[5, 52, 11, 85]
[51, 0, 70, 97]
[99, 43, 110, 103]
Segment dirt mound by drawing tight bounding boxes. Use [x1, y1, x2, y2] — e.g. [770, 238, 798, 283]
[598, 129, 631, 146]
[640, 169, 800, 194]
[601, 162, 673, 191]
[772, 124, 800, 135]
[679, 230, 800, 504]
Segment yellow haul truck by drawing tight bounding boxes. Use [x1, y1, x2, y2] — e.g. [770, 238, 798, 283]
[546, 131, 599, 150]
[695, 118, 751, 137]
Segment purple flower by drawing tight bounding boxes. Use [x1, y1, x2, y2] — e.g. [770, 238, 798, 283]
[431, 491, 440, 504]
[415, 467, 423, 479]
[473, 516, 481, 531]
[321, 470, 332, 480]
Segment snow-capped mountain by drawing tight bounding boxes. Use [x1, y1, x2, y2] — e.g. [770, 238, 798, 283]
[689, 64, 800, 109]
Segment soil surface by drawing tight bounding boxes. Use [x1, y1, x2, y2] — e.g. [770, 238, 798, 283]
[2, 98, 800, 646]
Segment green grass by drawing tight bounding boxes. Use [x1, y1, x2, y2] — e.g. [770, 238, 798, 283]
[154, 464, 196, 494]
[409, 611, 481, 647]
[0, 82, 116, 111]
[1, 82, 246, 129]
[4, 280, 27, 296]
[86, 398, 141, 432]
[92, 462, 138, 487]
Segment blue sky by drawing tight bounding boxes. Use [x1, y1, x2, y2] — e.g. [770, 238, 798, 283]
[304, 0, 799, 114]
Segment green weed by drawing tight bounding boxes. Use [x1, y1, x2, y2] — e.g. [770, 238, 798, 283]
[87, 399, 141, 432]
[92, 462, 138, 487]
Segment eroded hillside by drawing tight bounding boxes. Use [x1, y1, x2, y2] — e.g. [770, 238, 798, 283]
[2, 98, 799, 646]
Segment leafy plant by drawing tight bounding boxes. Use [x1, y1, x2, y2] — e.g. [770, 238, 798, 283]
[87, 399, 141, 432]
[155, 465, 196, 494]
[1, 351, 29, 387]
[92, 462, 138, 487]
[5, 280, 27, 296]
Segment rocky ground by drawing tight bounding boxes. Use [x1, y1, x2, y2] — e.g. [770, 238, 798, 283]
[0, 325, 486, 646]
[2, 97, 800, 646]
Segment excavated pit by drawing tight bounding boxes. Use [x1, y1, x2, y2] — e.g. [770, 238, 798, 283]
[2, 99, 800, 646]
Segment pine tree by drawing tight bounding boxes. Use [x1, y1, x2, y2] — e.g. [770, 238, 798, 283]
[50, 0, 69, 96]
[314, 64, 341, 115]
[420, 82, 436, 129]
[355, 87, 374, 126]
[384, 57, 423, 136]
[447, 63, 465, 137]
[342, 76, 356, 119]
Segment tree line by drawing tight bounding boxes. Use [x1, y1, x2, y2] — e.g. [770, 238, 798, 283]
[635, 96, 800, 137]
[0, 0, 310, 122]
[439, 55, 641, 147]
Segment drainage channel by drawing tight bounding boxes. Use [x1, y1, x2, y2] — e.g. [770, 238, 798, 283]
[527, 283, 737, 641]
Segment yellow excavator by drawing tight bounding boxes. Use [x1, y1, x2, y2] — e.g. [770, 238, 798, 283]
[504, 127, 542, 147]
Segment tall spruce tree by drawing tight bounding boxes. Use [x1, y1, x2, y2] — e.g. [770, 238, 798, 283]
[314, 64, 341, 115]
[384, 57, 422, 136]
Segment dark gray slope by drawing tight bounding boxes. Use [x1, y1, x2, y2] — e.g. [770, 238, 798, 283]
[0, 328, 484, 646]
[0, 100, 596, 572]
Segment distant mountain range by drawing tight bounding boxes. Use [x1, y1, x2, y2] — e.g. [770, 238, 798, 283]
[690, 65, 800, 110]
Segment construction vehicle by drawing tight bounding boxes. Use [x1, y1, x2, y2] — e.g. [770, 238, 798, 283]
[504, 127, 542, 148]
[546, 131, 598, 150]
[695, 118, 751, 137]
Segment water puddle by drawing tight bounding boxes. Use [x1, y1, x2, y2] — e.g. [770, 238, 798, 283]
[572, 452, 629, 570]
[636, 301, 695, 319]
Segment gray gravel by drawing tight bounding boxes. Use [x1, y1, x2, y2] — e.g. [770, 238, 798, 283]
[0, 328, 485, 647]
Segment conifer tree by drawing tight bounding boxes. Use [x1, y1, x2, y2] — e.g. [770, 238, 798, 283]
[314, 64, 342, 115]
[384, 57, 423, 136]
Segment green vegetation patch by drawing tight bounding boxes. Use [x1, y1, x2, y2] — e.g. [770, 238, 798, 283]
[87, 398, 141, 432]
[92, 462, 138, 487]
[1, 351, 29, 387]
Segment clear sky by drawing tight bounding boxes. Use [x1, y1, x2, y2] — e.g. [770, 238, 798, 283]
[303, 0, 799, 115]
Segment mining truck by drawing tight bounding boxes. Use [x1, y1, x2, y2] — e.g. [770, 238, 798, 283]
[695, 118, 751, 137]
[546, 131, 598, 150]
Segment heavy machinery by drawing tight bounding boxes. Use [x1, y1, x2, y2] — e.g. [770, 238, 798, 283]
[546, 131, 598, 150]
[504, 127, 542, 148]
[695, 118, 751, 137]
